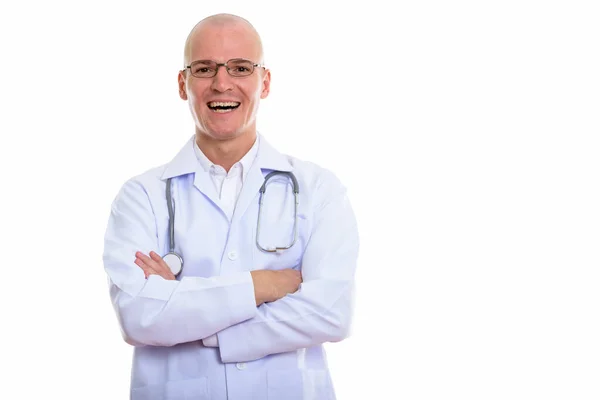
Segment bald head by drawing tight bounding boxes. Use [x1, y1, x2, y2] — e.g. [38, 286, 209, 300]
[183, 14, 264, 68]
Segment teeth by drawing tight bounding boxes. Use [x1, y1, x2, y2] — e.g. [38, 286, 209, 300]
[208, 101, 240, 107]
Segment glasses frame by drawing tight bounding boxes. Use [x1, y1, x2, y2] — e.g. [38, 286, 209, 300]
[184, 58, 266, 78]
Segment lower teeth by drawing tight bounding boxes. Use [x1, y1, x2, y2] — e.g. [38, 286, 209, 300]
[212, 108, 234, 113]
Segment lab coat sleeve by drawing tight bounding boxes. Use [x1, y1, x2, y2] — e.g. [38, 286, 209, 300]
[215, 170, 359, 363]
[103, 178, 257, 347]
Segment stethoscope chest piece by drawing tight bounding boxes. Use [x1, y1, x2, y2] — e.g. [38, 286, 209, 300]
[163, 252, 183, 276]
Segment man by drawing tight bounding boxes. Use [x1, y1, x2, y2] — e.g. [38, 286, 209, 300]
[103, 13, 359, 400]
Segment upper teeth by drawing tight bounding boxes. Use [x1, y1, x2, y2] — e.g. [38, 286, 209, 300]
[209, 102, 240, 107]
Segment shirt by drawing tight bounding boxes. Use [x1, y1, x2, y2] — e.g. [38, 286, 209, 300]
[193, 136, 259, 221]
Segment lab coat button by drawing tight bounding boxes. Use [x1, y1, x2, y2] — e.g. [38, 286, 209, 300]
[228, 251, 238, 260]
[236, 362, 246, 370]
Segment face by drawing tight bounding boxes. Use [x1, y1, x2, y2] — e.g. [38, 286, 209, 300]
[178, 22, 271, 142]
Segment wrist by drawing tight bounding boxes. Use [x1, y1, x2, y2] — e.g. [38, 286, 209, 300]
[250, 270, 268, 306]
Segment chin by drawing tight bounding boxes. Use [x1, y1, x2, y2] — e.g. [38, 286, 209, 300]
[200, 126, 244, 140]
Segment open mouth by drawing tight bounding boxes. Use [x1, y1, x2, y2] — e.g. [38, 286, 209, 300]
[207, 101, 241, 113]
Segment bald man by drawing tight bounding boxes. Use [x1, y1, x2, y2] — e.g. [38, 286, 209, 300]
[103, 13, 359, 400]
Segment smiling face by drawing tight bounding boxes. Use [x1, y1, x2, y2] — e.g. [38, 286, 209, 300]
[178, 18, 271, 142]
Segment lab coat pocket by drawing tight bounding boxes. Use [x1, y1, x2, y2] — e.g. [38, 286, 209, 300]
[131, 377, 209, 400]
[267, 369, 334, 400]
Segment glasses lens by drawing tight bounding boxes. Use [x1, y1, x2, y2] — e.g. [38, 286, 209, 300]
[227, 59, 254, 77]
[190, 61, 217, 77]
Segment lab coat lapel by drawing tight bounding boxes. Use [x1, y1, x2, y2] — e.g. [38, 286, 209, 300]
[232, 135, 294, 225]
[161, 135, 221, 207]
[193, 169, 221, 207]
[232, 161, 265, 226]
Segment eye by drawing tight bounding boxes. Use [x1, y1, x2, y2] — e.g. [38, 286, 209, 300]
[190, 61, 216, 75]
[193, 66, 214, 74]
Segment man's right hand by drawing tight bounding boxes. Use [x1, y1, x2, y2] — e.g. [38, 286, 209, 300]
[250, 269, 302, 306]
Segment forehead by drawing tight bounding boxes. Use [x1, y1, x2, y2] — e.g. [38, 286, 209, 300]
[188, 23, 260, 62]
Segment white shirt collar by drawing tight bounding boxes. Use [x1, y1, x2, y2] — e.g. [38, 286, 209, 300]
[193, 135, 260, 180]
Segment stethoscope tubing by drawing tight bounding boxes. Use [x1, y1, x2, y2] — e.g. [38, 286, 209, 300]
[164, 171, 299, 276]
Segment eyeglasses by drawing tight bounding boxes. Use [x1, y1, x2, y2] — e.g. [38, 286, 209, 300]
[185, 58, 265, 78]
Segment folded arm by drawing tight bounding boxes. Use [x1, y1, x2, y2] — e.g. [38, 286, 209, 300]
[103, 179, 258, 347]
[212, 171, 360, 363]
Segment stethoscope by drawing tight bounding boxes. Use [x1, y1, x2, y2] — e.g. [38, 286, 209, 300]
[162, 171, 300, 276]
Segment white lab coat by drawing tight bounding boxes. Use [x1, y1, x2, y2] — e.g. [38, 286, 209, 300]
[103, 134, 359, 400]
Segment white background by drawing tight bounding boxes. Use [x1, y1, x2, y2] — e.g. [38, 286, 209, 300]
[1, 0, 599, 399]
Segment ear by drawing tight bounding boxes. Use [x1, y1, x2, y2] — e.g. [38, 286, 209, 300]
[260, 69, 271, 99]
[178, 70, 188, 100]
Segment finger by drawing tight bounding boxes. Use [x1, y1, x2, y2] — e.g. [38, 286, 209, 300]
[149, 251, 173, 273]
[149, 251, 176, 280]
[135, 257, 157, 275]
[135, 251, 164, 273]
[136, 256, 173, 281]
[138, 251, 176, 280]
[134, 257, 157, 278]
[138, 251, 168, 275]
[134, 255, 156, 277]
[135, 251, 154, 264]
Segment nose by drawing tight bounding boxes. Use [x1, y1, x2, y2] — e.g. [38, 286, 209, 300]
[210, 65, 234, 93]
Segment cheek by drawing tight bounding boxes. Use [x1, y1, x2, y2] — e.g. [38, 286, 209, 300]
[241, 79, 263, 100]
[241, 88, 262, 112]
[187, 84, 207, 108]
[189, 95, 207, 116]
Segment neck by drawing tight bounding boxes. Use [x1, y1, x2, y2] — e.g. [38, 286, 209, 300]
[195, 130, 257, 172]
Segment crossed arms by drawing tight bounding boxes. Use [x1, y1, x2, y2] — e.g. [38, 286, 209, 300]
[134, 250, 303, 308]
[103, 171, 358, 363]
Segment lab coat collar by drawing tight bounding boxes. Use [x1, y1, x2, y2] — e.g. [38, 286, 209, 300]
[160, 133, 293, 181]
